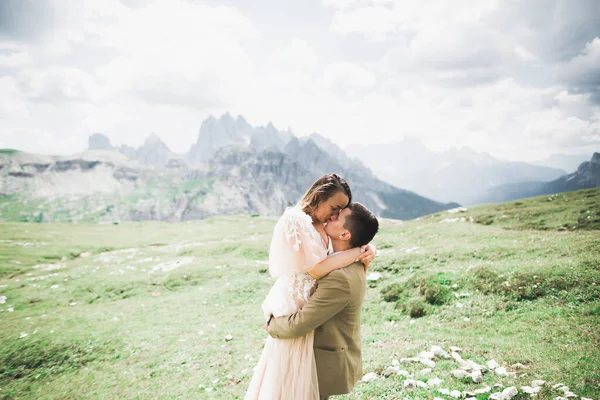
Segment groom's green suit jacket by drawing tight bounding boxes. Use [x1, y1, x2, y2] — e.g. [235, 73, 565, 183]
[267, 262, 366, 397]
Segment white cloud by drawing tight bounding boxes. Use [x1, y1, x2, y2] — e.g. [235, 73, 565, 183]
[268, 39, 319, 71]
[330, 6, 398, 40]
[322, 62, 376, 92]
[0, 51, 32, 68]
[17, 66, 104, 103]
[0, 76, 29, 118]
[560, 37, 600, 96]
[94, 1, 259, 104]
[0, 0, 261, 153]
[0, 0, 598, 162]
[328, 0, 497, 40]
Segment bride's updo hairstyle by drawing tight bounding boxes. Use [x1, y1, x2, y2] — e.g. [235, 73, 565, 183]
[298, 173, 352, 216]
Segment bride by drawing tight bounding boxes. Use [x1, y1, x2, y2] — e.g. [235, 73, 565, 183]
[245, 173, 375, 400]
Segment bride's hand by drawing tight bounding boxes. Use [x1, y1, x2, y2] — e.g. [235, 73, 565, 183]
[356, 243, 376, 273]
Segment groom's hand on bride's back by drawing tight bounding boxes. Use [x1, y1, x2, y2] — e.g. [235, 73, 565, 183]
[264, 315, 273, 331]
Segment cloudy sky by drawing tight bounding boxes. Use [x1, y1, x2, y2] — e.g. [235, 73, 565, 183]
[0, 0, 599, 161]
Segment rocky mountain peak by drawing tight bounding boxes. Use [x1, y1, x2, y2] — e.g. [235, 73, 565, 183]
[265, 121, 277, 134]
[220, 111, 235, 123]
[88, 133, 113, 151]
[133, 133, 173, 166]
[143, 133, 169, 149]
[236, 115, 252, 131]
[198, 116, 218, 138]
[219, 112, 237, 134]
[541, 152, 600, 194]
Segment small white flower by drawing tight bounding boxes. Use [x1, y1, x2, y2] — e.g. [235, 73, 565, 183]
[19, 332, 28, 338]
[51, 285, 59, 289]
[0, 295, 6, 304]
[7, 307, 14, 312]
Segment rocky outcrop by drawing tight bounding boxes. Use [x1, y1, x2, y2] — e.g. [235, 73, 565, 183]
[284, 137, 459, 219]
[250, 123, 293, 152]
[561, 152, 600, 188]
[186, 114, 293, 165]
[0, 141, 458, 223]
[187, 113, 253, 164]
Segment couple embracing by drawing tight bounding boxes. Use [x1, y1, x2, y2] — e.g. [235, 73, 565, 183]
[245, 174, 380, 400]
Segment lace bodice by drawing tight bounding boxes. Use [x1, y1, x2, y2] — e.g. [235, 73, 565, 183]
[268, 207, 327, 277]
[262, 207, 328, 319]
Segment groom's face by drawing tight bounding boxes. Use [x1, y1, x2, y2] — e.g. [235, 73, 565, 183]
[324, 207, 352, 240]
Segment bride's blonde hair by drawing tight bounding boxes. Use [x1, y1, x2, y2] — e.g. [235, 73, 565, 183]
[298, 173, 352, 216]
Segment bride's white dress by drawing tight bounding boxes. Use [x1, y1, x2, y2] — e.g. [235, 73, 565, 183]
[245, 207, 329, 400]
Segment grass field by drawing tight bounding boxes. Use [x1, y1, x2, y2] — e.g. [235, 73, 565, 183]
[1, 188, 599, 399]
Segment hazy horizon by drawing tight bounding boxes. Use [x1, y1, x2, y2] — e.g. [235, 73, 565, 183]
[1, 0, 599, 163]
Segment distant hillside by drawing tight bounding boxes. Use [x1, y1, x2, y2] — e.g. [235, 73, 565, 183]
[346, 138, 566, 205]
[0, 115, 458, 223]
[479, 152, 600, 204]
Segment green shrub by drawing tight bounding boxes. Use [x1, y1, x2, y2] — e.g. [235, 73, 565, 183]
[406, 299, 428, 318]
[381, 283, 405, 303]
[422, 282, 452, 305]
[473, 265, 600, 303]
[476, 215, 495, 225]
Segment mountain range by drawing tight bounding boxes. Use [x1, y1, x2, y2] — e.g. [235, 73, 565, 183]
[2, 113, 598, 224]
[478, 152, 600, 203]
[346, 139, 570, 205]
[0, 114, 459, 223]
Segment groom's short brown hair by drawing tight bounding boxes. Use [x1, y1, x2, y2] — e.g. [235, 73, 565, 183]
[344, 202, 379, 248]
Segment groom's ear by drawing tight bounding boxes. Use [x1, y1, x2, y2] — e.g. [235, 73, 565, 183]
[340, 230, 352, 242]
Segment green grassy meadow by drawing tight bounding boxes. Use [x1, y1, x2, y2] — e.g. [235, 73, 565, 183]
[1, 188, 599, 399]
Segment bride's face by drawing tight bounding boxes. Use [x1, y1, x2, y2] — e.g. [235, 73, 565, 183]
[324, 207, 352, 239]
[313, 191, 349, 224]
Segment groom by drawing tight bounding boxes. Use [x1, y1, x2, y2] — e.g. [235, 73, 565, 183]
[267, 202, 379, 399]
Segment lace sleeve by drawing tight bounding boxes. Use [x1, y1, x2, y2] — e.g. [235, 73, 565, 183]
[268, 207, 327, 277]
[262, 273, 316, 319]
